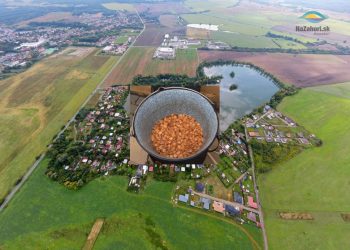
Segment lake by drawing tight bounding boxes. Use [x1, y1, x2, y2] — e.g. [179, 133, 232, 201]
[204, 64, 279, 132]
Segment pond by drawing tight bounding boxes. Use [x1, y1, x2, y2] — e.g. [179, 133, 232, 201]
[203, 64, 279, 132]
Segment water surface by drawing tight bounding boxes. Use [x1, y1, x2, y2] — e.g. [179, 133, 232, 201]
[204, 65, 279, 131]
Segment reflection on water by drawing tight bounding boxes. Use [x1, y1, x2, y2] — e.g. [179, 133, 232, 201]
[204, 65, 279, 132]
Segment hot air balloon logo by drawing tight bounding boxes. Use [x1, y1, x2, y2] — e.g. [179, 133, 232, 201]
[300, 11, 328, 23]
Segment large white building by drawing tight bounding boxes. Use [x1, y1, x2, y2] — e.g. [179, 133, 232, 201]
[153, 47, 175, 59]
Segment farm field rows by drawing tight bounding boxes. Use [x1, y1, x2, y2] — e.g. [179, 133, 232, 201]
[0, 47, 117, 200]
[198, 50, 350, 87]
[104, 47, 199, 86]
[258, 83, 350, 249]
[0, 158, 262, 249]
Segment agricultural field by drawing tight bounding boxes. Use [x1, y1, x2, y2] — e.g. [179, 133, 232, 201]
[134, 23, 186, 46]
[17, 11, 77, 27]
[102, 2, 135, 12]
[135, 2, 190, 15]
[198, 51, 350, 87]
[184, 0, 239, 12]
[104, 47, 199, 86]
[0, 159, 262, 250]
[258, 83, 350, 249]
[159, 14, 181, 28]
[0, 47, 117, 201]
[181, 0, 350, 48]
[210, 31, 279, 49]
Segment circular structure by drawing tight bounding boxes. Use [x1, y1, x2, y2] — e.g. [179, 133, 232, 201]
[133, 87, 219, 163]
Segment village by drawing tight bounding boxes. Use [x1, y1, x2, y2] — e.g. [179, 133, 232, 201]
[42, 85, 319, 230]
[0, 11, 142, 78]
[45, 86, 131, 189]
[245, 105, 318, 145]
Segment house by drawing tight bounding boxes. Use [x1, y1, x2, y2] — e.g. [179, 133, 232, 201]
[247, 196, 258, 209]
[234, 192, 243, 204]
[142, 165, 148, 175]
[153, 47, 175, 59]
[225, 204, 240, 216]
[178, 194, 189, 203]
[213, 201, 225, 213]
[200, 197, 211, 210]
[247, 212, 257, 222]
[195, 182, 205, 193]
[249, 131, 260, 137]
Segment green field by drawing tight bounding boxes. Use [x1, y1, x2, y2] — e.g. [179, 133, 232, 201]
[258, 83, 350, 249]
[104, 47, 199, 85]
[0, 158, 262, 249]
[0, 47, 117, 201]
[184, 0, 238, 12]
[210, 31, 279, 49]
[115, 35, 129, 44]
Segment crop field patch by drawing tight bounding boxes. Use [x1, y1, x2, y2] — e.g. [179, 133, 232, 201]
[104, 47, 199, 86]
[0, 47, 117, 200]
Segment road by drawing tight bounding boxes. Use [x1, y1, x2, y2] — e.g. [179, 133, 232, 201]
[245, 126, 269, 250]
[192, 191, 259, 214]
[0, 11, 146, 213]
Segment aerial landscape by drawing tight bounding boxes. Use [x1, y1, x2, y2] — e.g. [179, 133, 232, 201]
[0, 0, 349, 249]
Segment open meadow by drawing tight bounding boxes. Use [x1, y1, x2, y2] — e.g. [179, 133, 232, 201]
[258, 82, 350, 249]
[199, 51, 350, 87]
[104, 47, 199, 86]
[0, 47, 117, 201]
[0, 158, 262, 250]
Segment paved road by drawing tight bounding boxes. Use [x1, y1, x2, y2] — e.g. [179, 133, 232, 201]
[245, 127, 269, 250]
[192, 191, 259, 214]
[0, 11, 146, 213]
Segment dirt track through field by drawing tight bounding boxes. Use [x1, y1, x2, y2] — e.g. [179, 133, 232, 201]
[83, 219, 105, 250]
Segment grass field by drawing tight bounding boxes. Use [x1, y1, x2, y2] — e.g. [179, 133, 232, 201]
[115, 35, 129, 44]
[258, 83, 350, 249]
[104, 47, 199, 86]
[210, 31, 279, 49]
[0, 47, 117, 201]
[0, 158, 262, 249]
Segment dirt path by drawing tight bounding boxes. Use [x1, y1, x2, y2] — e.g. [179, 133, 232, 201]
[83, 218, 105, 250]
[245, 126, 269, 250]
